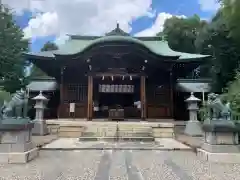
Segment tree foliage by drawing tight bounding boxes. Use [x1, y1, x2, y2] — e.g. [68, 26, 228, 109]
[195, 11, 240, 92]
[220, 0, 240, 43]
[0, 4, 29, 93]
[160, 15, 207, 53]
[158, 12, 240, 92]
[222, 71, 240, 114]
[41, 41, 59, 51]
[0, 90, 11, 106]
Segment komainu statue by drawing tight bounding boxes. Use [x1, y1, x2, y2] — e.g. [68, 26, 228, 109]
[206, 93, 231, 121]
[0, 89, 29, 120]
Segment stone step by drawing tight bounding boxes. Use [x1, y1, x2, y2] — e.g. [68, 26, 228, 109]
[81, 132, 153, 138]
[78, 137, 154, 142]
[81, 132, 116, 137]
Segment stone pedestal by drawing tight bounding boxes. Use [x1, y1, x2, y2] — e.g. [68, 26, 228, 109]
[184, 92, 203, 136]
[0, 119, 39, 163]
[197, 120, 240, 163]
[32, 119, 48, 136]
[32, 91, 48, 136]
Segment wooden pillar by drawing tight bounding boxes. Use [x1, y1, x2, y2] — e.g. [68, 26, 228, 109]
[169, 71, 174, 119]
[60, 67, 64, 102]
[140, 76, 146, 120]
[87, 75, 93, 120]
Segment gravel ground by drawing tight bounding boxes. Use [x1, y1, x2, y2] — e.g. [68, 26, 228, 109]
[0, 150, 240, 180]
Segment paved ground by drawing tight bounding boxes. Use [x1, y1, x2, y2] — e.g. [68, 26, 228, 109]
[32, 134, 58, 147]
[42, 138, 191, 150]
[1, 150, 240, 180]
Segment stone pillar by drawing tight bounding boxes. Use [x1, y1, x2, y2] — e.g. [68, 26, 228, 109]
[184, 92, 203, 136]
[31, 91, 48, 136]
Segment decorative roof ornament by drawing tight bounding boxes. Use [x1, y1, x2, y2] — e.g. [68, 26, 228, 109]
[32, 91, 48, 101]
[105, 23, 130, 36]
[185, 92, 201, 102]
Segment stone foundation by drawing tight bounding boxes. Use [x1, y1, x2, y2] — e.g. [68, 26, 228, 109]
[197, 120, 240, 163]
[0, 148, 39, 164]
[197, 148, 240, 163]
[0, 129, 39, 164]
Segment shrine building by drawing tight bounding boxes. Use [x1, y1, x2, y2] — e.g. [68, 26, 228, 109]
[25, 24, 210, 121]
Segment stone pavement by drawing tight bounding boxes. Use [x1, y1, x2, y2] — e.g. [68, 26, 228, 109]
[32, 134, 58, 147]
[1, 150, 240, 180]
[175, 134, 203, 148]
[41, 138, 191, 150]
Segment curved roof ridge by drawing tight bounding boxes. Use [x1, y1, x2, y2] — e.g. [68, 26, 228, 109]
[54, 35, 180, 58]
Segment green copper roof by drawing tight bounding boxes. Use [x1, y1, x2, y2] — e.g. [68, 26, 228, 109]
[56, 36, 180, 56]
[176, 79, 211, 92]
[27, 78, 58, 92]
[26, 38, 210, 61]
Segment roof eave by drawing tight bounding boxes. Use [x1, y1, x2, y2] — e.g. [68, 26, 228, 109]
[24, 52, 55, 60]
[177, 55, 211, 63]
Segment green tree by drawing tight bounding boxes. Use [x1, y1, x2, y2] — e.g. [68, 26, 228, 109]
[195, 11, 240, 92]
[41, 41, 58, 51]
[160, 15, 207, 53]
[0, 90, 11, 106]
[0, 4, 29, 93]
[220, 0, 240, 42]
[30, 41, 59, 78]
[222, 71, 240, 114]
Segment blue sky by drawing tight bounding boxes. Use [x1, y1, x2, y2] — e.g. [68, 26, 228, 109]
[10, 0, 218, 52]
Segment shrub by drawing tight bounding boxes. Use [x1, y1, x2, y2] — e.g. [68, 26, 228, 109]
[222, 71, 240, 114]
[0, 90, 11, 106]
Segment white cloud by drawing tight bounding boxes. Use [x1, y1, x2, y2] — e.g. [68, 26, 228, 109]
[4, 0, 154, 44]
[54, 34, 70, 46]
[135, 13, 186, 37]
[198, 0, 220, 11]
[23, 12, 59, 39]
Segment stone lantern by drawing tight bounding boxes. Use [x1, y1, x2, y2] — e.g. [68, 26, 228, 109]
[32, 91, 48, 135]
[184, 92, 203, 136]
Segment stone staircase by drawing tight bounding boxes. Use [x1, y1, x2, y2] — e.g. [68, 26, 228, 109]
[79, 123, 117, 141]
[116, 124, 154, 141]
[46, 120, 175, 140]
[79, 123, 154, 142]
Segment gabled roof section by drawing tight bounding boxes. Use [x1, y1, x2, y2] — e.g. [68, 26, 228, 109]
[176, 79, 211, 92]
[105, 23, 130, 36]
[27, 77, 58, 92]
[25, 24, 210, 61]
